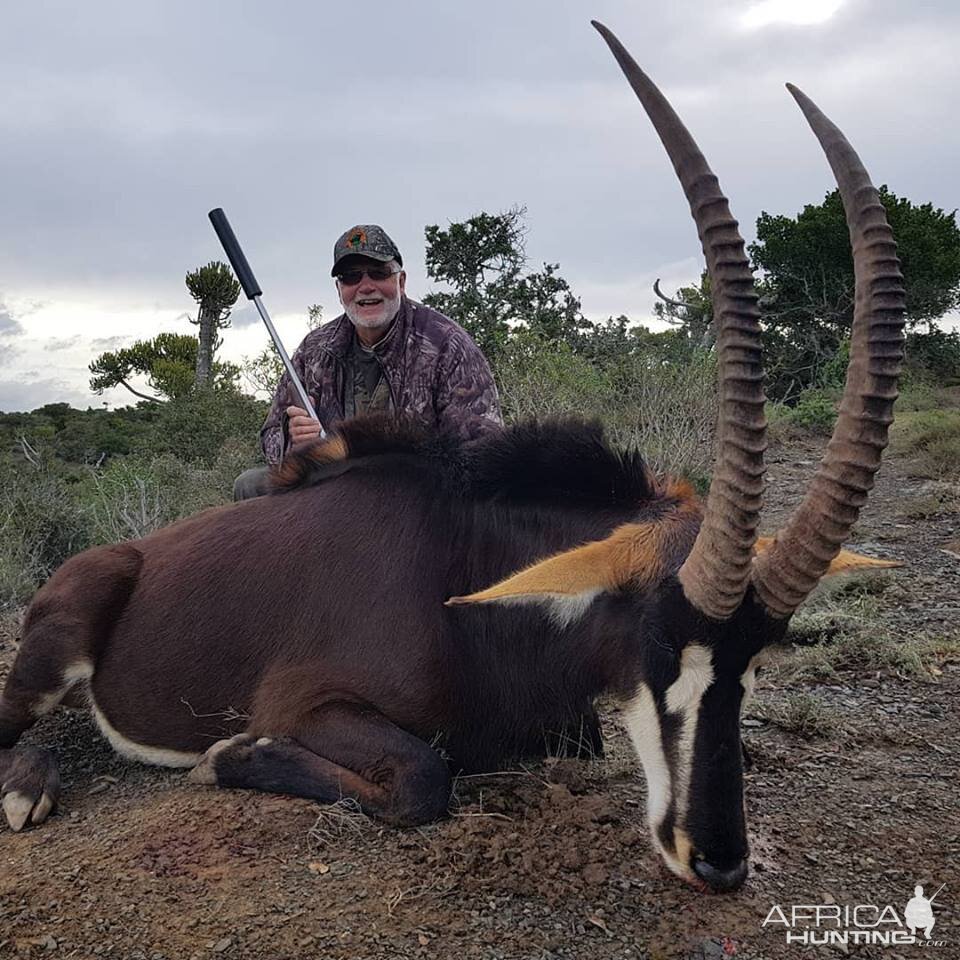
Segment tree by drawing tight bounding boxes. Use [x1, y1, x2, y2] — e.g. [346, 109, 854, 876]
[423, 208, 591, 357]
[185, 261, 241, 387]
[423, 208, 526, 357]
[749, 187, 960, 397]
[89, 333, 240, 403]
[90, 333, 199, 402]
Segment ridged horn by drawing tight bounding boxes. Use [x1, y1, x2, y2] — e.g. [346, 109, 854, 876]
[593, 21, 766, 620]
[751, 86, 906, 618]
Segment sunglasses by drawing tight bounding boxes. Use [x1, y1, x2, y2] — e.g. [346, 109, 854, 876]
[335, 264, 400, 286]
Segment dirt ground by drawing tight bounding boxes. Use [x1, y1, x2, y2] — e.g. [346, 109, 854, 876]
[1, 441, 957, 960]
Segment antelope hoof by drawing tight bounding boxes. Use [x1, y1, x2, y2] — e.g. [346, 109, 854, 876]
[1, 746, 61, 832]
[188, 733, 258, 786]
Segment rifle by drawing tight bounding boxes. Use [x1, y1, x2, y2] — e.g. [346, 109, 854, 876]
[208, 207, 325, 438]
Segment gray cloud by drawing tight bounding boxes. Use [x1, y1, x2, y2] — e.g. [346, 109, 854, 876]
[0, 303, 24, 336]
[229, 305, 260, 329]
[46, 335, 83, 352]
[0, 343, 24, 367]
[0, 376, 90, 413]
[90, 335, 129, 349]
[2, 1, 956, 313]
[0, 0, 957, 410]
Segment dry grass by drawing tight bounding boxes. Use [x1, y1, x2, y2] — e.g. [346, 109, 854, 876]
[762, 691, 846, 740]
[891, 409, 960, 480]
[896, 480, 960, 520]
[496, 344, 718, 483]
[307, 798, 371, 844]
[774, 574, 960, 682]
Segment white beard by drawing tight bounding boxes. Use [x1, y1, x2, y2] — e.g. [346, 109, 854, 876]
[344, 290, 402, 334]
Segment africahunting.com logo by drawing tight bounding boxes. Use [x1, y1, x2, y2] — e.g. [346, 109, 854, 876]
[763, 883, 947, 948]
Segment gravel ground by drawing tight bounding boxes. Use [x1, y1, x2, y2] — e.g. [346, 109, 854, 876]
[1, 443, 957, 959]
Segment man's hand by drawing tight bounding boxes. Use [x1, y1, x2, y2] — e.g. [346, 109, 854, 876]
[286, 405, 322, 446]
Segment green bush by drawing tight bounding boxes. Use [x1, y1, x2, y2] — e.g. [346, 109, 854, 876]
[0, 429, 254, 611]
[78, 442, 246, 545]
[788, 391, 838, 431]
[496, 333, 613, 422]
[767, 389, 838, 441]
[495, 333, 717, 481]
[891, 409, 960, 479]
[896, 381, 943, 412]
[0, 457, 92, 609]
[904, 328, 960, 386]
[150, 389, 266, 465]
[818, 338, 851, 390]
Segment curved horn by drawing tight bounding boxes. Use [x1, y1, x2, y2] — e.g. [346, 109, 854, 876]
[593, 21, 766, 620]
[752, 86, 906, 617]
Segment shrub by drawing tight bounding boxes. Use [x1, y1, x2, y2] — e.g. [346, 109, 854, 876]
[904, 328, 960, 386]
[0, 456, 92, 609]
[891, 409, 960, 479]
[896, 381, 943, 412]
[0, 433, 253, 611]
[495, 334, 717, 481]
[608, 351, 718, 480]
[496, 333, 612, 424]
[767, 388, 839, 442]
[150, 389, 267, 465]
[786, 390, 838, 432]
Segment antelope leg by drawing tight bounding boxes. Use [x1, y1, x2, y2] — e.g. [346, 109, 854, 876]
[189, 702, 451, 826]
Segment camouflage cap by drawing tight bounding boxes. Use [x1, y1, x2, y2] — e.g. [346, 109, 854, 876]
[331, 224, 403, 276]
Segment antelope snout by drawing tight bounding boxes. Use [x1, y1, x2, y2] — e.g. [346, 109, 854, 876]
[692, 856, 749, 894]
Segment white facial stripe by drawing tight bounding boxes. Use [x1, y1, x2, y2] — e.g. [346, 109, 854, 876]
[665, 644, 714, 713]
[622, 646, 716, 880]
[621, 683, 696, 879]
[667, 645, 713, 849]
[621, 683, 672, 826]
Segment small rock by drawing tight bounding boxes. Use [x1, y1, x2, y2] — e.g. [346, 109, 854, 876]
[582, 862, 608, 885]
[686, 938, 726, 960]
[213, 938, 232, 953]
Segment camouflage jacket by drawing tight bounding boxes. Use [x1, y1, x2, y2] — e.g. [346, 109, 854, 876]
[260, 298, 503, 463]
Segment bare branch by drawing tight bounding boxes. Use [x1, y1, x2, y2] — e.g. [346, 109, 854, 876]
[653, 278, 696, 311]
[116, 378, 163, 404]
[16, 435, 41, 468]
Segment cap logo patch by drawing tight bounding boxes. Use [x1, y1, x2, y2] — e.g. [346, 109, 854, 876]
[348, 229, 367, 250]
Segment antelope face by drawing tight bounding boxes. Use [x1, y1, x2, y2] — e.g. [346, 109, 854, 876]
[623, 586, 789, 892]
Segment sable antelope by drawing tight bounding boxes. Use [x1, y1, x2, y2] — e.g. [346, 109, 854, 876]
[0, 23, 904, 893]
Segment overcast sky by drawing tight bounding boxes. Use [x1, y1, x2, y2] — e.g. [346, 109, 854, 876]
[1, 0, 957, 411]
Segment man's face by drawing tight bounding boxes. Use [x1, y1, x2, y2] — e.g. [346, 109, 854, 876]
[336, 255, 406, 333]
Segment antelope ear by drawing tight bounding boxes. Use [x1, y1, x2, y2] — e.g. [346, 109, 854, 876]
[752, 537, 901, 576]
[446, 522, 669, 608]
[446, 541, 616, 608]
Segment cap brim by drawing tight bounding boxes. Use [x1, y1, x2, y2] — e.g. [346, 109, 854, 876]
[331, 250, 395, 277]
